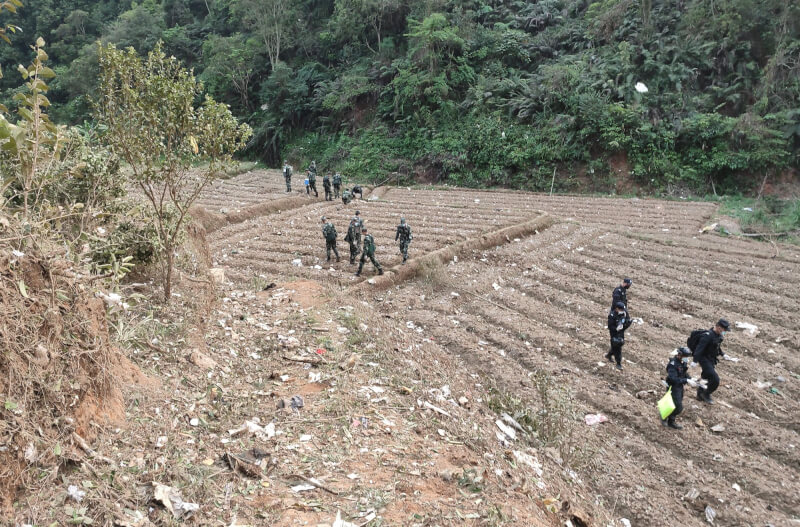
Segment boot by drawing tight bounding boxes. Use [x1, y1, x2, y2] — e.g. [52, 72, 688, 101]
[355, 272, 361, 277]
[377, 269, 384, 275]
[615, 363, 623, 371]
[696, 387, 714, 403]
[667, 417, 682, 430]
[336, 256, 340, 262]
[605, 352, 614, 364]
[661, 418, 668, 427]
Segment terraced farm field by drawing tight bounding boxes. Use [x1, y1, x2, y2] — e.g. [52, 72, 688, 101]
[201, 170, 800, 526]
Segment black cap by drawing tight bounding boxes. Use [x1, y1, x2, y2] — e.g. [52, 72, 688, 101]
[677, 346, 692, 357]
[615, 301, 626, 309]
[717, 318, 730, 330]
[623, 278, 632, 284]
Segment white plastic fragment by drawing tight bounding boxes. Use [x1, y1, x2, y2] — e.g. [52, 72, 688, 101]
[152, 481, 199, 519]
[67, 484, 86, 502]
[495, 419, 517, 441]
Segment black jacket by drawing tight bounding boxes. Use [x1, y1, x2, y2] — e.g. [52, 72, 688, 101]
[666, 357, 690, 386]
[608, 310, 631, 339]
[612, 286, 628, 311]
[694, 329, 724, 363]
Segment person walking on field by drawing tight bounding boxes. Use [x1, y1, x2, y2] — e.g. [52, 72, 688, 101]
[395, 217, 412, 264]
[355, 227, 383, 277]
[282, 160, 292, 192]
[689, 319, 730, 404]
[321, 216, 340, 262]
[323, 173, 333, 201]
[662, 347, 699, 429]
[605, 301, 631, 370]
[306, 169, 318, 197]
[612, 277, 632, 312]
[333, 172, 342, 198]
[344, 218, 359, 264]
[351, 210, 363, 253]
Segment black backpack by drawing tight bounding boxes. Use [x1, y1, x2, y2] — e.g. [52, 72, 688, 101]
[687, 329, 709, 353]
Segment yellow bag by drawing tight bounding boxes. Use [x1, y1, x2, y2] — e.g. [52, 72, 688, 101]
[658, 387, 676, 420]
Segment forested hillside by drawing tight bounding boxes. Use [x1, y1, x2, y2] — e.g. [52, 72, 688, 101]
[1, 0, 799, 193]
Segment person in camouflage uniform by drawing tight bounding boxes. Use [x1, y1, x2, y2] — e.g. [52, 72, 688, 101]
[344, 218, 359, 264]
[323, 174, 333, 201]
[321, 216, 340, 262]
[306, 169, 318, 197]
[351, 210, 363, 252]
[282, 160, 292, 192]
[332, 172, 342, 198]
[341, 188, 353, 204]
[395, 217, 412, 264]
[356, 227, 383, 276]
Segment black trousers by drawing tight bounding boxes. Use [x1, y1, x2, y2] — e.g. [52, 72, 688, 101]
[699, 358, 720, 395]
[307, 181, 317, 196]
[608, 337, 623, 365]
[285, 177, 291, 191]
[324, 186, 332, 200]
[669, 384, 684, 417]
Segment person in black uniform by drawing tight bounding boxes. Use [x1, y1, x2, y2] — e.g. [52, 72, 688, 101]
[693, 319, 729, 404]
[351, 185, 363, 199]
[605, 302, 631, 370]
[611, 277, 632, 311]
[662, 347, 698, 429]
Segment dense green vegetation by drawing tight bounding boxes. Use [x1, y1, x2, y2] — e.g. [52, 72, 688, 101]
[1, 0, 799, 193]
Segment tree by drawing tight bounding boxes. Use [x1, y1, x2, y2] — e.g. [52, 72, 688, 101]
[0, 38, 61, 214]
[201, 33, 258, 112]
[96, 42, 252, 301]
[234, 0, 294, 71]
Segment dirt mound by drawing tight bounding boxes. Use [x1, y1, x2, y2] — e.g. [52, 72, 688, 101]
[0, 218, 143, 511]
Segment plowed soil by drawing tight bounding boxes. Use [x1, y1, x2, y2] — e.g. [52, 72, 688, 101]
[201, 170, 800, 526]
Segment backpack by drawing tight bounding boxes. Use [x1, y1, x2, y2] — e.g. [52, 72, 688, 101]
[323, 224, 336, 241]
[686, 329, 709, 353]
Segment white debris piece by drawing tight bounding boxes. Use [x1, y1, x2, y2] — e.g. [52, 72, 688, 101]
[735, 321, 759, 337]
[67, 484, 86, 502]
[492, 283, 501, 291]
[496, 419, 517, 441]
[635, 82, 648, 93]
[291, 484, 316, 493]
[291, 259, 303, 267]
[332, 510, 359, 527]
[512, 450, 543, 476]
[152, 482, 199, 519]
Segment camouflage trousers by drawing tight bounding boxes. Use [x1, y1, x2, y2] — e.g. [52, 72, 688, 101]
[348, 241, 359, 263]
[333, 184, 341, 198]
[357, 252, 382, 274]
[326, 240, 339, 261]
[398, 240, 410, 262]
[284, 176, 291, 192]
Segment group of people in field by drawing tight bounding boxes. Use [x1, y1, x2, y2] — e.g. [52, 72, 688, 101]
[283, 160, 362, 204]
[606, 278, 731, 429]
[283, 160, 411, 276]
